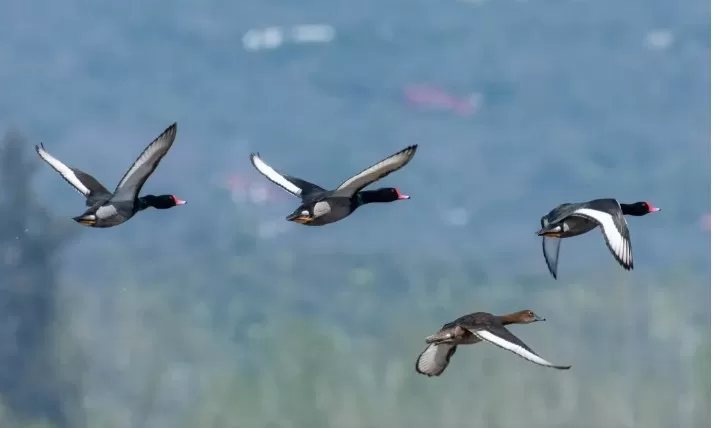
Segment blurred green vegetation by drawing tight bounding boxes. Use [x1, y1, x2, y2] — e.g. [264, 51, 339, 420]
[1, 129, 710, 428]
[25, 253, 713, 427]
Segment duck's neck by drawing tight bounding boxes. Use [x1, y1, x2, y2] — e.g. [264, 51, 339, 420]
[620, 203, 647, 216]
[620, 203, 634, 215]
[497, 313, 520, 326]
[356, 190, 389, 206]
[137, 195, 158, 211]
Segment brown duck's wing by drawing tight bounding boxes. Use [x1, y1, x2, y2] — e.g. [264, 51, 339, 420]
[469, 326, 571, 370]
[415, 343, 457, 377]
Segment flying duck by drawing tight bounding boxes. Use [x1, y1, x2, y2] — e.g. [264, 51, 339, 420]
[249, 145, 417, 226]
[35, 122, 186, 228]
[537, 199, 661, 278]
[416, 309, 571, 377]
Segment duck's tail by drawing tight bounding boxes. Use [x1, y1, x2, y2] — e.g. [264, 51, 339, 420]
[425, 327, 460, 344]
[536, 225, 562, 236]
[73, 213, 97, 226]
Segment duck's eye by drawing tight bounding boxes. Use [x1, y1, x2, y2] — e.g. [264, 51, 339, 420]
[527, 311, 534, 317]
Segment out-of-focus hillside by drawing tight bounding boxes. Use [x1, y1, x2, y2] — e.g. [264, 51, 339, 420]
[1, 0, 709, 270]
[0, 0, 709, 427]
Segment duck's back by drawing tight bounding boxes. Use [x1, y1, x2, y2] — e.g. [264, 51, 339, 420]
[543, 202, 598, 238]
[543, 203, 577, 224]
[428, 319, 481, 345]
[452, 312, 495, 328]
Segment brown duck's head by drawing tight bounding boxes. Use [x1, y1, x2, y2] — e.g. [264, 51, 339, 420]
[502, 310, 545, 325]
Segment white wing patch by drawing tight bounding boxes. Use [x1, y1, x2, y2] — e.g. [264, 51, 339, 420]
[573, 207, 633, 269]
[335, 145, 418, 194]
[95, 204, 118, 219]
[312, 201, 332, 218]
[249, 153, 303, 197]
[474, 330, 567, 369]
[416, 343, 456, 377]
[35, 143, 91, 197]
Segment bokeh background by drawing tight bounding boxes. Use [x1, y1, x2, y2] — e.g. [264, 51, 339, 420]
[0, 0, 710, 427]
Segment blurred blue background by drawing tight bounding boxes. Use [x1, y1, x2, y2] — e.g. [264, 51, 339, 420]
[0, 0, 709, 427]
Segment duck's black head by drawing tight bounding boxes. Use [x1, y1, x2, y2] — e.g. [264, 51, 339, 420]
[143, 194, 187, 209]
[360, 188, 410, 204]
[621, 201, 661, 216]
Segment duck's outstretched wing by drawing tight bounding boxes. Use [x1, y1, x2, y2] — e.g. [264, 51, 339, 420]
[334, 145, 418, 196]
[540, 203, 578, 228]
[35, 143, 111, 206]
[281, 173, 327, 200]
[538, 213, 563, 279]
[249, 153, 326, 199]
[111, 122, 178, 202]
[471, 326, 571, 370]
[542, 236, 562, 279]
[415, 343, 457, 377]
[571, 204, 633, 271]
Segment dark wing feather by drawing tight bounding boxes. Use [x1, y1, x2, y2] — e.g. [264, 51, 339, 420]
[249, 152, 312, 198]
[333, 145, 418, 196]
[111, 123, 178, 202]
[542, 236, 562, 279]
[539, 213, 563, 279]
[471, 325, 571, 370]
[281, 174, 328, 200]
[543, 203, 579, 226]
[603, 209, 633, 270]
[74, 170, 111, 205]
[35, 143, 111, 205]
[415, 343, 458, 377]
[570, 202, 634, 270]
